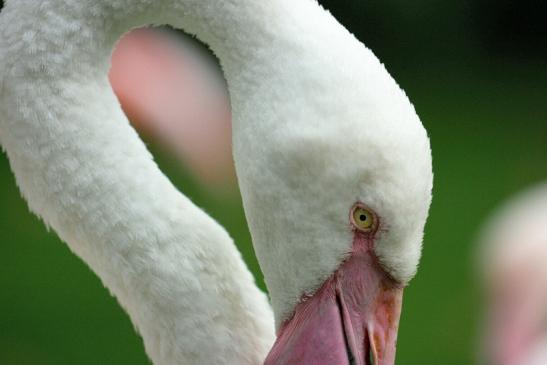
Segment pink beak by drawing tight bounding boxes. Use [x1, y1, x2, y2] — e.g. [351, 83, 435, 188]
[264, 235, 404, 365]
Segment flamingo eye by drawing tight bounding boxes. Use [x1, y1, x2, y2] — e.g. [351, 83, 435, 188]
[351, 205, 377, 232]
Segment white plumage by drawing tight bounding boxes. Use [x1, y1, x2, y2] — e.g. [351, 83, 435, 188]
[0, 1, 433, 364]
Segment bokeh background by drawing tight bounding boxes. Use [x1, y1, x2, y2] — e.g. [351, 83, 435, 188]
[1, 1, 546, 364]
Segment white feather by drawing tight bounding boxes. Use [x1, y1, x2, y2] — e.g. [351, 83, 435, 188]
[0, 0, 433, 362]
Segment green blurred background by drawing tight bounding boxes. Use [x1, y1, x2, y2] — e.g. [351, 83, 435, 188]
[1, 1, 546, 364]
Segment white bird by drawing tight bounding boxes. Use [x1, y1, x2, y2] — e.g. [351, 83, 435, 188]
[478, 182, 547, 365]
[0, 1, 433, 364]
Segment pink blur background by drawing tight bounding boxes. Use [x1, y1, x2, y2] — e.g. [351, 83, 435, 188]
[109, 27, 235, 188]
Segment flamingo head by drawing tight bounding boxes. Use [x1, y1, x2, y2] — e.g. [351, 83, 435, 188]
[228, 7, 433, 364]
[234, 40, 432, 365]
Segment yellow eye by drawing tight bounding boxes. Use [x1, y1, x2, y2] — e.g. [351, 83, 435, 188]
[351, 205, 376, 232]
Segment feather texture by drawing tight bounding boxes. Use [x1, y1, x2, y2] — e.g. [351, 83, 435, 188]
[0, 0, 432, 363]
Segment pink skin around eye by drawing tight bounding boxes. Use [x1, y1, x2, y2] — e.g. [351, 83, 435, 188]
[264, 211, 404, 365]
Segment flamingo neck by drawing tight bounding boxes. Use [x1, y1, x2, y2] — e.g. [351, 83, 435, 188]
[0, 0, 363, 355]
[0, 1, 280, 363]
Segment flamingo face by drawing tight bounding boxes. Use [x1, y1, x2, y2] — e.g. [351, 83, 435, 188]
[264, 205, 403, 365]
[231, 33, 433, 363]
[235, 58, 433, 363]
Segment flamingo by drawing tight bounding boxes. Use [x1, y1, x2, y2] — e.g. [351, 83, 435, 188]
[0, 1, 433, 364]
[478, 182, 547, 365]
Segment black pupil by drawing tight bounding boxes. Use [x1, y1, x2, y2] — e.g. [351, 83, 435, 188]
[359, 214, 367, 221]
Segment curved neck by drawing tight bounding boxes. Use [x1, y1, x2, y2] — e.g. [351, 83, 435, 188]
[2, 0, 369, 327]
[0, 1, 279, 363]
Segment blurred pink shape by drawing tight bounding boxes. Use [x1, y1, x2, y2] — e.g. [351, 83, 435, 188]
[479, 185, 547, 365]
[109, 27, 234, 188]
